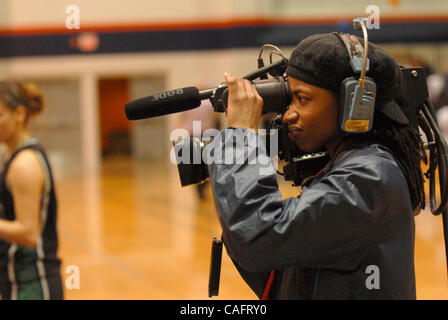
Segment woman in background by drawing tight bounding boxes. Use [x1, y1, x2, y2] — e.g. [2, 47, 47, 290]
[0, 82, 63, 300]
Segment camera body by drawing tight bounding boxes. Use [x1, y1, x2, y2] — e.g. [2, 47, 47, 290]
[173, 137, 210, 186]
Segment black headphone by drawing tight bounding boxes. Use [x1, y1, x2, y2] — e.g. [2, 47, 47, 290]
[334, 18, 377, 134]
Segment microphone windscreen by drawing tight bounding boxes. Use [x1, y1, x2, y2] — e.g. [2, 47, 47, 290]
[125, 87, 201, 120]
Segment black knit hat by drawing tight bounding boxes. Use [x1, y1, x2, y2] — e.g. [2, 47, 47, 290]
[286, 33, 409, 124]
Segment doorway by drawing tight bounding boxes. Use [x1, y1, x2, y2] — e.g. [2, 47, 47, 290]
[98, 78, 131, 158]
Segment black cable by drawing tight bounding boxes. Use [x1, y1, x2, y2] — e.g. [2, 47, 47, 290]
[422, 101, 448, 215]
[419, 109, 438, 212]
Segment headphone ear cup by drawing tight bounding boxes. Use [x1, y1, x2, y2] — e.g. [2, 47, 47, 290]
[339, 76, 377, 133]
[339, 77, 357, 131]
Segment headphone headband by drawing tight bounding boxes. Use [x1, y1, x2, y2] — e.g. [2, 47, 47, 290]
[333, 32, 369, 74]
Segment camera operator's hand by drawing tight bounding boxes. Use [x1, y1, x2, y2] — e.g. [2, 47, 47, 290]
[224, 72, 263, 133]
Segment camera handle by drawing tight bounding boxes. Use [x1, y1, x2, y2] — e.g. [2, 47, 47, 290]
[208, 237, 223, 297]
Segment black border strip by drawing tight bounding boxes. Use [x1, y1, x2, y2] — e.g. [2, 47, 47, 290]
[0, 21, 447, 57]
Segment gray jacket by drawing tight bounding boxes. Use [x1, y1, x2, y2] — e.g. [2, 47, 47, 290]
[207, 128, 416, 299]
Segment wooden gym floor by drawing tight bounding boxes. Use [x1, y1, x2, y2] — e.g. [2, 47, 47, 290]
[57, 156, 448, 299]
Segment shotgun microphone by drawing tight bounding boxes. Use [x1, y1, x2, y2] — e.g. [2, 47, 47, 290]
[125, 87, 201, 120]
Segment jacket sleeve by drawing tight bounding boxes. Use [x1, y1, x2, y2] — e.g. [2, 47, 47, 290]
[207, 128, 399, 273]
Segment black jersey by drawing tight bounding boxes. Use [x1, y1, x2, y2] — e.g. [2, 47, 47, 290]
[0, 140, 63, 300]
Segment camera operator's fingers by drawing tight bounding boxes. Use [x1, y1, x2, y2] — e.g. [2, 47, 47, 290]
[223, 72, 262, 132]
[224, 72, 244, 105]
[223, 72, 235, 87]
[225, 73, 253, 104]
[224, 72, 239, 98]
[243, 78, 263, 111]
